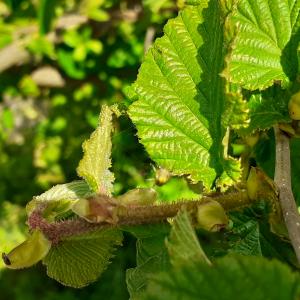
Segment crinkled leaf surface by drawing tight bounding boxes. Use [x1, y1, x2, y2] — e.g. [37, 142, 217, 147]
[216, 157, 241, 190]
[129, 2, 234, 189]
[222, 88, 250, 130]
[142, 255, 300, 300]
[77, 104, 115, 195]
[166, 209, 210, 266]
[26, 180, 93, 219]
[229, 204, 297, 267]
[198, 203, 297, 267]
[240, 87, 290, 135]
[224, 0, 300, 90]
[229, 210, 262, 256]
[43, 228, 123, 288]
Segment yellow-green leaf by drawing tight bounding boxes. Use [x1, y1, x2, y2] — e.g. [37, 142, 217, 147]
[77, 105, 116, 195]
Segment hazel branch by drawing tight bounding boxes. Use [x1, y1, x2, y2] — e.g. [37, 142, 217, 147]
[28, 190, 255, 244]
[274, 125, 300, 263]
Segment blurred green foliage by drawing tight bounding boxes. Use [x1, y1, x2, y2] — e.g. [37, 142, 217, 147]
[0, 0, 184, 298]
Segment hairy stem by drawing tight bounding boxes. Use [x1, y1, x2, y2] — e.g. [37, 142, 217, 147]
[29, 190, 252, 243]
[274, 125, 300, 263]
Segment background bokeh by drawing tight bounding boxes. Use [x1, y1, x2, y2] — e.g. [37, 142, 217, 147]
[0, 0, 183, 298]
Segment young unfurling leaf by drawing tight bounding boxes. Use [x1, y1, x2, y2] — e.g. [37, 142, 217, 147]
[2, 229, 51, 269]
[77, 105, 117, 195]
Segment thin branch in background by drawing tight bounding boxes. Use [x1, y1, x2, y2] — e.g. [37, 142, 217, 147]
[274, 125, 300, 263]
[0, 14, 88, 73]
[144, 26, 156, 54]
[0, 6, 144, 73]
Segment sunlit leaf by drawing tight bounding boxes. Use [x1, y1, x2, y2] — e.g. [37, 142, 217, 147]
[129, 2, 239, 189]
[43, 228, 123, 288]
[77, 105, 116, 195]
[26, 180, 93, 219]
[224, 0, 300, 90]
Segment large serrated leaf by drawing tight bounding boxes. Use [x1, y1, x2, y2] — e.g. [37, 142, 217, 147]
[26, 180, 93, 219]
[129, 2, 233, 189]
[166, 209, 210, 266]
[77, 105, 115, 195]
[43, 228, 123, 288]
[142, 255, 300, 300]
[224, 0, 300, 90]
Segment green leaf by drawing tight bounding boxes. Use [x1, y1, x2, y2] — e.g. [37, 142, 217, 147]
[79, 0, 109, 22]
[77, 105, 116, 195]
[185, 0, 205, 5]
[26, 180, 93, 219]
[126, 251, 169, 300]
[241, 89, 290, 135]
[57, 49, 86, 79]
[38, 0, 58, 35]
[229, 203, 297, 267]
[129, 2, 234, 189]
[154, 177, 200, 203]
[1, 108, 14, 129]
[224, 0, 300, 90]
[43, 228, 123, 288]
[229, 211, 262, 256]
[125, 224, 170, 300]
[143, 255, 300, 300]
[142, 0, 171, 13]
[216, 157, 242, 191]
[222, 86, 250, 130]
[166, 209, 210, 266]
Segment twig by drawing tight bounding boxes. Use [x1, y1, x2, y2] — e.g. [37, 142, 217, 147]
[28, 190, 254, 243]
[0, 14, 88, 73]
[274, 125, 300, 263]
[0, 5, 143, 73]
[144, 26, 156, 54]
[0, 43, 31, 73]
